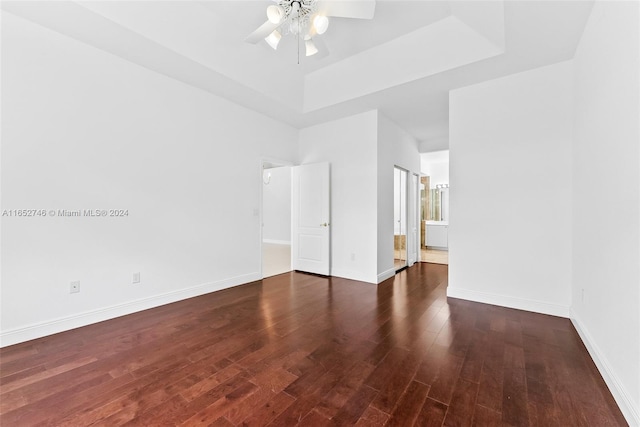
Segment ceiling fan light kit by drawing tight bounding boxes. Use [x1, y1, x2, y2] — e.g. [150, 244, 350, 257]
[265, 30, 282, 49]
[312, 15, 329, 35]
[304, 37, 319, 56]
[246, 0, 376, 62]
[266, 5, 286, 24]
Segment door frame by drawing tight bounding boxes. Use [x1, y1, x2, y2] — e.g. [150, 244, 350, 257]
[418, 174, 427, 263]
[394, 166, 409, 272]
[409, 172, 420, 266]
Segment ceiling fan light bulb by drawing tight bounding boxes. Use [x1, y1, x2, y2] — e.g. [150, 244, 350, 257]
[305, 39, 318, 56]
[266, 5, 285, 24]
[313, 15, 329, 35]
[265, 30, 281, 50]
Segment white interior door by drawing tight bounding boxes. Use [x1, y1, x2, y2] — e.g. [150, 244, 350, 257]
[292, 162, 330, 275]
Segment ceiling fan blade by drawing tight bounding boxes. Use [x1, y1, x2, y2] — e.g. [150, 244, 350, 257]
[245, 20, 281, 44]
[318, 0, 376, 19]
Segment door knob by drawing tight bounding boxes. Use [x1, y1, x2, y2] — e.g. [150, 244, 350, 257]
[320, 223, 329, 227]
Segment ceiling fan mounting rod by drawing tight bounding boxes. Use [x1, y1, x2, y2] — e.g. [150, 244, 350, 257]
[280, 0, 316, 20]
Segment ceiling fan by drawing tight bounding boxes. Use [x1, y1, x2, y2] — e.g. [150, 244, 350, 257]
[245, 0, 376, 58]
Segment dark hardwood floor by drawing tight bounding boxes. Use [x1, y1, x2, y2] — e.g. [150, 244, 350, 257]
[0, 264, 627, 426]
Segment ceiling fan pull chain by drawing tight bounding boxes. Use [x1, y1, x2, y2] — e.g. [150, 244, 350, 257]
[297, 19, 300, 64]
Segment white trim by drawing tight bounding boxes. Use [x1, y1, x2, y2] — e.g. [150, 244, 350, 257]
[262, 239, 291, 245]
[377, 268, 396, 284]
[446, 287, 570, 318]
[330, 268, 376, 285]
[262, 157, 294, 169]
[0, 272, 261, 348]
[570, 309, 639, 427]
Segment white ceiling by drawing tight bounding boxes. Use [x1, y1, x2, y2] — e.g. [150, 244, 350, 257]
[422, 150, 449, 164]
[2, 0, 594, 146]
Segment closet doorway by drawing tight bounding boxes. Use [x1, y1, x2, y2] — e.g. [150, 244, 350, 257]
[393, 167, 408, 271]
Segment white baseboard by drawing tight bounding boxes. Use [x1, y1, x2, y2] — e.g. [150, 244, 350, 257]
[330, 268, 377, 285]
[426, 246, 448, 251]
[377, 268, 396, 284]
[262, 239, 291, 245]
[446, 287, 570, 318]
[0, 272, 261, 348]
[330, 267, 396, 285]
[570, 309, 639, 427]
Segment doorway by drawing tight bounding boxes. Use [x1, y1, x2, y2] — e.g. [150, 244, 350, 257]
[419, 150, 450, 265]
[394, 167, 408, 271]
[262, 162, 292, 278]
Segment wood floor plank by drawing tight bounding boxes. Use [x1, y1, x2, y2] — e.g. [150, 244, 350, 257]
[0, 264, 627, 427]
[266, 395, 318, 426]
[237, 391, 295, 427]
[371, 350, 424, 414]
[299, 409, 333, 426]
[208, 416, 235, 427]
[476, 330, 505, 413]
[0, 371, 114, 423]
[331, 383, 379, 425]
[471, 404, 502, 426]
[178, 381, 259, 426]
[313, 359, 375, 420]
[427, 352, 465, 405]
[224, 386, 274, 424]
[90, 387, 174, 426]
[414, 342, 449, 385]
[443, 377, 479, 427]
[386, 380, 430, 426]
[355, 405, 390, 426]
[363, 346, 410, 391]
[416, 397, 448, 427]
[36, 373, 139, 426]
[179, 365, 245, 402]
[459, 329, 488, 384]
[250, 366, 298, 394]
[501, 343, 530, 427]
[119, 393, 190, 427]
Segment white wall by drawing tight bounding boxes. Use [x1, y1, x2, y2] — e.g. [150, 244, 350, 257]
[298, 111, 419, 284]
[299, 110, 379, 284]
[448, 61, 573, 317]
[0, 13, 298, 346]
[262, 167, 291, 244]
[571, 1, 640, 424]
[421, 161, 449, 188]
[377, 113, 420, 280]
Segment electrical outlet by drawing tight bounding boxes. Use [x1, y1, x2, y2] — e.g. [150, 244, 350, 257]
[350, 253, 356, 261]
[70, 281, 80, 294]
[132, 272, 141, 284]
